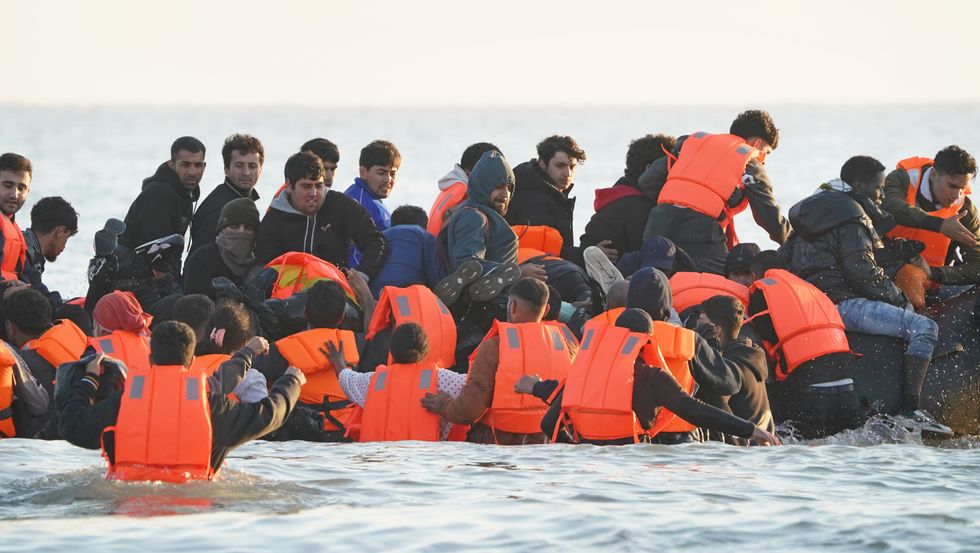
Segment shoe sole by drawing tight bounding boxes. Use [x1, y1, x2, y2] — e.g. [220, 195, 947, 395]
[103, 218, 127, 236]
[583, 246, 623, 295]
[94, 229, 118, 257]
[469, 262, 521, 303]
[435, 260, 484, 306]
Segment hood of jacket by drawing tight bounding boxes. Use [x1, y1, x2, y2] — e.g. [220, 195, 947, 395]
[467, 151, 515, 206]
[144, 162, 200, 202]
[594, 177, 645, 211]
[513, 159, 575, 199]
[626, 267, 672, 322]
[438, 164, 469, 191]
[789, 189, 873, 239]
[269, 188, 308, 216]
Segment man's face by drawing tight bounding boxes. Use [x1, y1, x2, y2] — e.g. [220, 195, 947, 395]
[225, 150, 262, 191]
[225, 223, 257, 234]
[323, 161, 338, 188]
[43, 226, 73, 262]
[359, 164, 398, 199]
[727, 269, 753, 287]
[930, 170, 972, 208]
[169, 149, 206, 189]
[288, 177, 326, 216]
[746, 138, 774, 163]
[0, 170, 30, 217]
[858, 172, 886, 205]
[488, 183, 513, 215]
[538, 152, 577, 192]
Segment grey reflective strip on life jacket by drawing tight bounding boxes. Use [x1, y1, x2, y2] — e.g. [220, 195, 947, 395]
[621, 336, 640, 356]
[505, 327, 521, 349]
[418, 369, 432, 390]
[98, 338, 115, 354]
[581, 329, 595, 350]
[736, 145, 751, 156]
[186, 377, 200, 401]
[374, 371, 387, 391]
[395, 295, 412, 318]
[130, 375, 145, 399]
[549, 328, 564, 351]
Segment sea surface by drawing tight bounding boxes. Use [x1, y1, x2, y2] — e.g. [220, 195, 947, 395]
[1, 106, 980, 551]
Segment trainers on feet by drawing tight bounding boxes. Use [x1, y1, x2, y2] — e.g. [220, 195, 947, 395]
[434, 259, 484, 306]
[469, 261, 521, 303]
[583, 246, 624, 295]
[896, 409, 954, 439]
[94, 229, 118, 257]
[103, 218, 127, 237]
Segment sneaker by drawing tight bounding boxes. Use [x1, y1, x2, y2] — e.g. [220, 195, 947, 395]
[94, 229, 118, 257]
[583, 246, 624, 295]
[895, 409, 954, 440]
[103, 218, 127, 237]
[469, 261, 521, 303]
[434, 259, 484, 306]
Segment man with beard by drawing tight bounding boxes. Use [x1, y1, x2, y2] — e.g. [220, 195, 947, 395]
[184, 198, 261, 299]
[190, 134, 264, 253]
[0, 153, 33, 298]
[23, 197, 78, 283]
[119, 136, 205, 251]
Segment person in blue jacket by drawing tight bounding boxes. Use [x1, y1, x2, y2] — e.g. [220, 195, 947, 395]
[370, 205, 444, 297]
[346, 140, 401, 267]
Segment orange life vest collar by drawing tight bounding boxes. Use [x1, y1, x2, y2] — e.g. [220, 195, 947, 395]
[24, 319, 88, 368]
[0, 342, 18, 439]
[0, 215, 26, 281]
[669, 272, 750, 315]
[428, 181, 468, 236]
[89, 330, 151, 373]
[366, 285, 457, 368]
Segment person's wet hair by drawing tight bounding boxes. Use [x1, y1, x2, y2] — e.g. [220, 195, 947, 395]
[625, 134, 676, 181]
[207, 302, 252, 354]
[460, 142, 501, 173]
[730, 110, 779, 149]
[389, 322, 429, 364]
[614, 308, 653, 334]
[151, 321, 196, 366]
[222, 133, 264, 169]
[536, 135, 586, 165]
[285, 151, 324, 185]
[359, 140, 401, 169]
[30, 196, 78, 235]
[509, 277, 550, 311]
[0, 152, 32, 176]
[306, 280, 347, 329]
[700, 295, 744, 341]
[172, 294, 216, 338]
[301, 138, 340, 164]
[750, 250, 788, 280]
[4, 288, 52, 336]
[934, 145, 977, 176]
[840, 155, 885, 188]
[391, 205, 428, 228]
[170, 136, 205, 161]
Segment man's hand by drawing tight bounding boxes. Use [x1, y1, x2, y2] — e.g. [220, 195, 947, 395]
[2, 280, 29, 300]
[514, 374, 540, 395]
[751, 426, 781, 446]
[86, 353, 106, 376]
[320, 340, 348, 373]
[595, 240, 620, 263]
[940, 212, 979, 246]
[245, 336, 269, 357]
[345, 268, 373, 303]
[284, 365, 307, 386]
[520, 262, 547, 282]
[420, 391, 451, 414]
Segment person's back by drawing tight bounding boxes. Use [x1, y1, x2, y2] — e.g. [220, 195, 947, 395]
[370, 206, 444, 297]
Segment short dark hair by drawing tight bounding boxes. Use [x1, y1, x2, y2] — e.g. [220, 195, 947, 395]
[208, 302, 252, 354]
[614, 308, 654, 334]
[460, 143, 501, 173]
[389, 322, 429, 364]
[359, 140, 401, 169]
[934, 145, 977, 177]
[509, 277, 549, 310]
[749, 250, 788, 279]
[221, 133, 264, 169]
[840, 155, 886, 188]
[0, 153, 32, 176]
[30, 196, 78, 235]
[150, 321, 196, 366]
[306, 280, 347, 329]
[625, 134, 676, 181]
[730, 110, 779, 150]
[3, 288, 51, 336]
[700, 295, 744, 341]
[172, 294, 216, 337]
[391, 205, 428, 227]
[170, 136, 206, 161]
[301, 138, 340, 164]
[285, 151, 324, 185]
[536, 135, 586, 165]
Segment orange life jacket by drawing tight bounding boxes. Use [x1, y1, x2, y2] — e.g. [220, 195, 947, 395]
[475, 321, 573, 436]
[0, 342, 18, 438]
[650, 320, 697, 433]
[587, 307, 626, 327]
[358, 363, 442, 442]
[89, 330, 151, 373]
[276, 328, 360, 432]
[264, 252, 357, 302]
[560, 320, 682, 442]
[669, 271, 750, 315]
[191, 354, 231, 373]
[0, 215, 26, 281]
[511, 224, 564, 263]
[24, 319, 88, 368]
[105, 365, 214, 483]
[428, 181, 468, 236]
[366, 285, 457, 368]
[658, 133, 757, 249]
[748, 269, 851, 381]
[885, 157, 971, 267]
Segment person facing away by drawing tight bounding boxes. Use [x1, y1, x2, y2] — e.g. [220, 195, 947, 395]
[369, 205, 444, 297]
[881, 145, 980, 285]
[184, 197, 261, 298]
[190, 134, 264, 253]
[88, 290, 153, 375]
[0, 289, 58, 439]
[192, 301, 269, 404]
[58, 321, 305, 482]
[779, 155, 939, 417]
[170, 293, 216, 352]
[253, 151, 387, 280]
[428, 142, 502, 236]
[119, 136, 205, 250]
[639, 110, 791, 275]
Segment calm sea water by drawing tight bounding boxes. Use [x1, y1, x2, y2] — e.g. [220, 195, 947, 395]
[2, 106, 980, 551]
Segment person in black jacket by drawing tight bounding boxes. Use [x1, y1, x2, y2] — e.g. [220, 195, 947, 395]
[507, 135, 595, 264]
[119, 137, 205, 251]
[253, 152, 387, 279]
[184, 198, 260, 298]
[779, 155, 939, 416]
[189, 134, 263, 253]
[58, 321, 304, 475]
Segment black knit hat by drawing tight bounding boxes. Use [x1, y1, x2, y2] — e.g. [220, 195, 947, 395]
[725, 243, 761, 275]
[217, 198, 260, 231]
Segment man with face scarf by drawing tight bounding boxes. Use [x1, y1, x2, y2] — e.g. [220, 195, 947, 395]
[183, 198, 259, 299]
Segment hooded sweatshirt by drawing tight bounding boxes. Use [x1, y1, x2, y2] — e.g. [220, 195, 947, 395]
[120, 162, 200, 249]
[438, 164, 469, 191]
[580, 176, 653, 255]
[190, 178, 259, 254]
[445, 151, 519, 272]
[253, 188, 387, 278]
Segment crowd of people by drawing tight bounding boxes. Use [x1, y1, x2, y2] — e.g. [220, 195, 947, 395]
[0, 107, 975, 482]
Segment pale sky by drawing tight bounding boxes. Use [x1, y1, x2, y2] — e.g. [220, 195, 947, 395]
[2, 0, 978, 106]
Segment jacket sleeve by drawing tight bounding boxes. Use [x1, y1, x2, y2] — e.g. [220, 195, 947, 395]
[648, 367, 755, 438]
[212, 373, 302, 449]
[253, 210, 285, 268]
[252, 345, 288, 384]
[934, 200, 980, 285]
[11, 353, 49, 416]
[346, 200, 388, 279]
[182, 250, 212, 297]
[637, 156, 670, 203]
[210, 348, 254, 396]
[836, 224, 908, 306]
[448, 209, 497, 272]
[688, 333, 742, 396]
[743, 161, 792, 245]
[421, 231, 445, 288]
[57, 375, 122, 450]
[882, 168, 945, 232]
[440, 338, 497, 424]
[190, 207, 220, 253]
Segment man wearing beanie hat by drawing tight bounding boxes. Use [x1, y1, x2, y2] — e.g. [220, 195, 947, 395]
[183, 198, 260, 298]
[725, 243, 761, 286]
